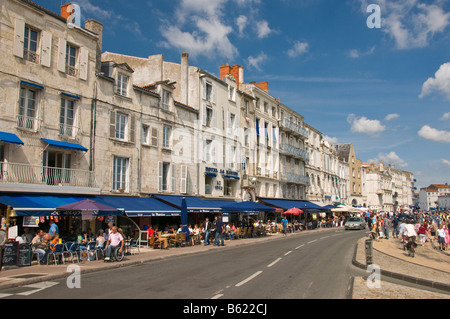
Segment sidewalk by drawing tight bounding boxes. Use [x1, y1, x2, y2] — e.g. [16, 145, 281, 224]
[352, 235, 450, 299]
[1, 228, 449, 298]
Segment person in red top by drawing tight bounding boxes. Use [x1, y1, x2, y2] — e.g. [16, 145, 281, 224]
[418, 223, 427, 246]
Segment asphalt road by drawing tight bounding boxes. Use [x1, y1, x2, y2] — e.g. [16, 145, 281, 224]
[0, 228, 369, 300]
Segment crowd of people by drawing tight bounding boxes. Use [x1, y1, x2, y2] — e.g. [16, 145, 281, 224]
[365, 210, 450, 251]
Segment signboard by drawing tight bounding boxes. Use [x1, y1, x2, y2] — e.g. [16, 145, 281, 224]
[17, 243, 32, 267]
[23, 216, 40, 228]
[1, 241, 19, 266]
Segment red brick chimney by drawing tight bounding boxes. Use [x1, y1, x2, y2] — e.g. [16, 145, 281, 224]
[61, 3, 74, 22]
[220, 63, 243, 89]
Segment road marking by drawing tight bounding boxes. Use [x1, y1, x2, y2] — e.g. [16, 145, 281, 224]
[0, 293, 13, 299]
[267, 258, 282, 268]
[284, 250, 293, 256]
[307, 240, 317, 244]
[295, 244, 305, 250]
[211, 294, 223, 299]
[16, 281, 59, 296]
[320, 236, 330, 240]
[236, 271, 263, 287]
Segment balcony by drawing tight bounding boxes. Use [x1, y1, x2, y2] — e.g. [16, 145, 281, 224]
[281, 172, 310, 185]
[59, 124, 79, 139]
[16, 115, 41, 132]
[279, 118, 309, 139]
[279, 143, 309, 161]
[0, 162, 98, 189]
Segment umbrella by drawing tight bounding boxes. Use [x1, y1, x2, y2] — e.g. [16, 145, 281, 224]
[283, 208, 303, 216]
[56, 199, 120, 215]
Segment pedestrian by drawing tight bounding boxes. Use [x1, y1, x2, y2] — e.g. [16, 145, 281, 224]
[383, 216, 390, 239]
[48, 219, 59, 239]
[214, 217, 225, 246]
[418, 223, 427, 246]
[203, 217, 212, 246]
[445, 224, 450, 251]
[437, 224, 446, 251]
[281, 216, 288, 236]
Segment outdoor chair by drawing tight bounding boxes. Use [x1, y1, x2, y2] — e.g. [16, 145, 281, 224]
[86, 241, 98, 261]
[66, 242, 80, 263]
[128, 238, 140, 254]
[47, 243, 67, 265]
[179, 232, 187, 247]
[169, 233, 181, 248]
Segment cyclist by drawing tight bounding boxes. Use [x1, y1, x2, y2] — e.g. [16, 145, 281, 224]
[104, 226, 124, 261]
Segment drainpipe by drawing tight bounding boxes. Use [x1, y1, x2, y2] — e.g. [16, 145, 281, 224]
[89, 76, 98, 173]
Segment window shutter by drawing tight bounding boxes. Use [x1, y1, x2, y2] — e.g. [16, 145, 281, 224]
[129, 114, 135, 142]
[180, 165, 187, 194]
[202, 103, 207, 126]
[109, 110, 116, 138]
[13, 18, 25, 58]
[57, 38, 67, 73]
[151, 127, 158, 147]
[202, 78, 206, 100]
[79, 47, 89, 80]
[40, 31, 52, 67]
[212, 83, 216, 104]
[158, 162, 163, 192]
[212, 107, 216, 127]
[171, 164, 176, 193]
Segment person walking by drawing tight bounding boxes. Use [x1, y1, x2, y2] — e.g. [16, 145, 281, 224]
[203, 217, 212, 246]
[214, 217, 225, 246]
[281, 216, 288, 236]
[437, 224, 446, 251]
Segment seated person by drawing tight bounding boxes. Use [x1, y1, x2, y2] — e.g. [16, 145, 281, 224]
[96, 229, 106, 248]
[104, 226, 124, 261]
[31, 230, 50, 263]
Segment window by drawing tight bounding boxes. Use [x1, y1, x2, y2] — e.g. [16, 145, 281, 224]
[60, 98, 76, 137]
[205, 106, 214, 127]
[205, 82, 213, 102]
[115, 112, 128, 140]
[43, 151, 72, 185]
[244, 100, 249, 116]
[159, 162, 175, 192]
[24, 26, 39, 63]
[18, 86, 38, 130]
[228, 113, 235, 134]
[162, 90, 170, 111]
[113, 156, 129, 191]
[142, 125, 150, 145]
[228, 86, 235, 101]
[116, 74, 128, 96]
[244, 128, 249, 146]
[65, 43, 77, 76]
[162, 125, 172, 149]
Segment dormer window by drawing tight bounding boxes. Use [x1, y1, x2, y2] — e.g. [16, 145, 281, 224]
[162, 89, 170, 111]
[116, 74, 129, 96]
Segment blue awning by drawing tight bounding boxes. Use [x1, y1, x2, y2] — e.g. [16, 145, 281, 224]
[41, 138, 88, 152]
[223, 174, 240, 180]
[205, 172, 217, 177]
[259, 198, 324, 212]
[0, 194, 90, 216]
[93, 196, 181, 217]
[153, 195, 222, 213]
[221, 201, 275, 214]
[0, 132, 24, 145]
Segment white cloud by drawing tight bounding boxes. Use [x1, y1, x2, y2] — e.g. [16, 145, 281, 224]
[370, 152, 408, 168]
[160, 0, 238, 59]
[323, 135, 338, 144]
[442, 159, 450, 168]
[385, 113, 400, 121]
[441, 112, 450, 120]
[247, 52, 268, 71]
[255, 20, 272, 38]
[347, 114, 386, 136]
[419, 62, 450, 99]
[418, 125, 450, 143]
[236, 15, 248, 37]
[348, 46, 375, 58]
[287, 41, 309, 58]
[359, 0, 450, 49]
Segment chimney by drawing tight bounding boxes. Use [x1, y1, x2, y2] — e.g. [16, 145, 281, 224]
[181, 52, 189, 105]
[84, 19, 103, 74]
[220, 63, 244, 90]
[61, 3, 81, 25]
[220, 63, 232, 79]
[254, 81, 269, 92]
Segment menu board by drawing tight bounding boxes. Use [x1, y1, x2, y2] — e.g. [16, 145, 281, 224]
[18, 243, 32, 267]
[1, 241, 19, 266]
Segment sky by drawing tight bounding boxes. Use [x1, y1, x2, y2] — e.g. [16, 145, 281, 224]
[38, 0, 450, 189]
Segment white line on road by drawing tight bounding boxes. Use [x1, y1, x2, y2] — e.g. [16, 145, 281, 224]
[307, 240, 317, 244]
[295, 244, 305, 250]
[320, 236, 330, 240]
[211, 294, 224, 299]
[236, 271, 263, 287]
[284, 250, 293, 256]
[267, 258, 282, 268]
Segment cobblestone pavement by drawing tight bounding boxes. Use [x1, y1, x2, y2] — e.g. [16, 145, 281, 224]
[1, 228, 449, 299]
[352, 234, 450, 299]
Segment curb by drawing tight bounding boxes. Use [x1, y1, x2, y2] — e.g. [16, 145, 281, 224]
[352, 243, 450, 293]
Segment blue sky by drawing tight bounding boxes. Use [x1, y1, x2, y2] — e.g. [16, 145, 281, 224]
[39, 0, 450, 189]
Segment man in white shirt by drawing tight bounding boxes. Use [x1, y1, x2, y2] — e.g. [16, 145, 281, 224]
[104, 226, 124, 261]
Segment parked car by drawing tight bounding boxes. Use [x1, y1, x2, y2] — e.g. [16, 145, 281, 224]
[344, 217, 366, 230]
